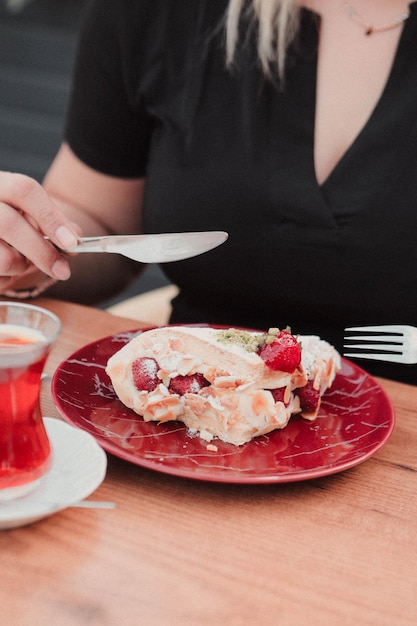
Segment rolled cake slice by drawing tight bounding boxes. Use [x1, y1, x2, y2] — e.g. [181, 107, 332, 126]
[106, 326, 340, 446]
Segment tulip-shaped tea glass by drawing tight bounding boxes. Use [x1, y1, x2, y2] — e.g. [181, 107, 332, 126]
[0, 302, 61, 500]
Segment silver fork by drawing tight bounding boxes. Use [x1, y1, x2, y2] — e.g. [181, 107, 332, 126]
[343, 324, 417, 364]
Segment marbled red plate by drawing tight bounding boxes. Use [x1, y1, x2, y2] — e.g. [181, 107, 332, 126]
[51, 326, 395, 484]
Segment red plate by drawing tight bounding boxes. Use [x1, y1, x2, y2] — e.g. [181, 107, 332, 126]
[51, 326, 395, 484]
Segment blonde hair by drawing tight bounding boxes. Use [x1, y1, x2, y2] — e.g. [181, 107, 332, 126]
[225, 0, 301, 79]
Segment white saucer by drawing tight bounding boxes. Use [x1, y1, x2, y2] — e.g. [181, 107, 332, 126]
[0, 417, 107, 530]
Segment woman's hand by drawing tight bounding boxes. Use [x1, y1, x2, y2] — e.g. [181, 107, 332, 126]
[0, 172, 80, 294]
[0, 143, 145, 303]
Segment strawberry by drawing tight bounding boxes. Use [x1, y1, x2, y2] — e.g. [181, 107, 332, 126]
[270, 387, 289, 406]
[132, 357, 160, 391]
[258, 330, 301, 373]
[169, 373, 210, 396]
[296, 381, 320, 413]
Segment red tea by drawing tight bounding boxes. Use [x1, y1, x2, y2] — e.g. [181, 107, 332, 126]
[0, 324, 52, 495]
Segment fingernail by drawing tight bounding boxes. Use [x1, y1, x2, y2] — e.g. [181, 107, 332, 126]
[52, 258, 71, 281]
[55, 226, 78, 250]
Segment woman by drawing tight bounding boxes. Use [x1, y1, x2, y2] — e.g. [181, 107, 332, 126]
[0, 0, 416, 382]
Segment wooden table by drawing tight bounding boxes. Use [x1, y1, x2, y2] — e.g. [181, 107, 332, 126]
[1, 298, 416, 626]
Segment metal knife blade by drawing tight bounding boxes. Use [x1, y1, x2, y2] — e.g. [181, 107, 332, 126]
[48, 231, 228, 264]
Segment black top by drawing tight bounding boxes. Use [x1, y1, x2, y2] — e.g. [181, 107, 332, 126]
[65, 0, 417, 384]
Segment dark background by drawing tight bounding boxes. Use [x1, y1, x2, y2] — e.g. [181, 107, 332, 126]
[0, 0, 170, 307]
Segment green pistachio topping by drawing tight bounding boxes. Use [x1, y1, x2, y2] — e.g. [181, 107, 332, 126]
[215, 326, 294, 352]
[215, 328, 265, 352]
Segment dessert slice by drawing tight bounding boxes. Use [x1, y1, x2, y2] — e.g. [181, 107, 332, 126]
[106, 326, 340, 446]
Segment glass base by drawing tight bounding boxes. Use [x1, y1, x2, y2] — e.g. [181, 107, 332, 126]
[0, 476, 44, 502]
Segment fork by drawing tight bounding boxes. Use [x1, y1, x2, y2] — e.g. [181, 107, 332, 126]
[343, 324, 417, 364]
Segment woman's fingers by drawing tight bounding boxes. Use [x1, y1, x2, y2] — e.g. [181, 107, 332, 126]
[0, 172, 79, 245]
[0, 201, 70, 280]
[0, 241, 29, 276]
[0, 172, 80, 280]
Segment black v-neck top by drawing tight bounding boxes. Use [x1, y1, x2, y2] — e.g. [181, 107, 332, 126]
[65, 0, 417, 383]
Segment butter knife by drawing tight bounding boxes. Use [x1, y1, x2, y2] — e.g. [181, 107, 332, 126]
[48, 231, 228, 264]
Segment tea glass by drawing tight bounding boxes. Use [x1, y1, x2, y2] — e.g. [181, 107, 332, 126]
[0, 302, 61, 501]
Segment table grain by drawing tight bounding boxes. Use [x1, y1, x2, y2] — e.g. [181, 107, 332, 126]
[1, 298, 416, 626]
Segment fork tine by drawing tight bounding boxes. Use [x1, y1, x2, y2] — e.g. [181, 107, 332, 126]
[344, 324, 417, 363]
[344, 335, 403, 343]
[343, 343, 403, 352]
[343, 352, 409, 363]
[344, 325, 405, 333]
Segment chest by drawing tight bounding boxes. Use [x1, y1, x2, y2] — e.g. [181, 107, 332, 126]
[144, 3, 417, 222]
[308, 2, 406, 184]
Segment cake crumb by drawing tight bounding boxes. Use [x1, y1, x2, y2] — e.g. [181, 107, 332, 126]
[207, 444, 218, 452]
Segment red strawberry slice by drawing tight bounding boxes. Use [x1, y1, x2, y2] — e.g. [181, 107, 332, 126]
[169, 373, 210, 396]
[132, 357, 160, 391]
[258, 330, 301, 373]
[296, 380, 320, 413]
[270, 387, 289, 406]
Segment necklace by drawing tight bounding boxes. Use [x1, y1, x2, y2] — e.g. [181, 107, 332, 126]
[343, 3, 410, 35]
